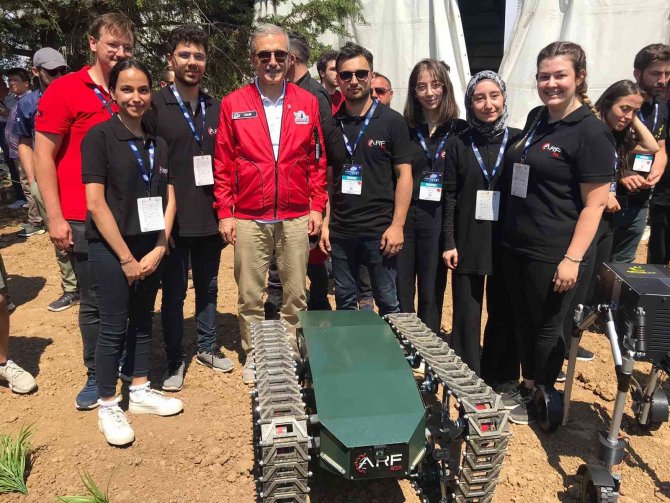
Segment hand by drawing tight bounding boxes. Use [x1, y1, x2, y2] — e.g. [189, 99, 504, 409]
[643, 168, 663, 188]
[605, 192, 621, 213]
[219, 218, 236, 246]
[139, 246, 165, 277]
[49, 217, 74, 252]
[319, 224, 331, 254]
[308, 210, 323, 236]
[166, 235, 175, 255]
[380, 223, 404, 257]
[121, 258, 142, 286]
[442, 249, 458, 270]
[620, 170, 647, 192]
[553, 258, 580, 293]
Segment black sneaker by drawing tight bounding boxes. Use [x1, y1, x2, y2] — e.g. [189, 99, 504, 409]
[556, 370, 567, 383]
[47, 291, 80, 312]
[509, 397, 537, 425]
[264, 288, 282, 320]
[75, 374, 99, 410]
[576, 347, 595, 361]
[494, 380, 520, 395]
[502, 383, 533, 410]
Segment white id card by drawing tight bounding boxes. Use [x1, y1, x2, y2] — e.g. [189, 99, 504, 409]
[475, 190, 500, 221]
[342, 164, 363, 195]
[193, 155, 214, 186]
[511, 163, 530, 198]
[137, 197, 165, 233]
[419, 171, 443, 201]
[632, 153, 654, 173]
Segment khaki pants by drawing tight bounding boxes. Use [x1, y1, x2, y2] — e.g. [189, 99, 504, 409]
[30, 181, 78, 293]
[16, 159, 42, 227]
[234, 216, 309, 354]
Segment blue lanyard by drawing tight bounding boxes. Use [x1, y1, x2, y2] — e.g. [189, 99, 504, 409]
[638, 103, 659, 133]
[170, 84, 206, 146]
[520, 120, 540, 163]
[340, 100, 378, 159]
[471, 128, 509, 183]
[416, 127, 450, 164]
[127, 140, 155, 194]
[92, 87, 114, 116]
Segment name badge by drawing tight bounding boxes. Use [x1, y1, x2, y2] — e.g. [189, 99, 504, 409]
[419, 171, 442, 201]
[475, 190, 500, 221]
[137, 197, 165, 233]
[632, 153, 654, 173]
[342, 164, 363, 195]
[193, 155, 214, 186]
[511, 163, 530, 198]
[232, 111, 257, 120]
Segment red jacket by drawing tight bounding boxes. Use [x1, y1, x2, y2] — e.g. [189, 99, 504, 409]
[214, 82, 328, 220]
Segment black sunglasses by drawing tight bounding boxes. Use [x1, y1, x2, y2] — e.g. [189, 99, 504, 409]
[40, 67, 67, 77]
[338, 69, 370, 82]
[371, 87, 389, 96]
[255, 50, 289, 64]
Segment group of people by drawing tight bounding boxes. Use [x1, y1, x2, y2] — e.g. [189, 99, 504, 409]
[0, 11, 668, 446]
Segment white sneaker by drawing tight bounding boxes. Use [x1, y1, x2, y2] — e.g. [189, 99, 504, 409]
[98, 399, 134, 446]
[0, 360, 36, 394]
[129, 383, 183, 416]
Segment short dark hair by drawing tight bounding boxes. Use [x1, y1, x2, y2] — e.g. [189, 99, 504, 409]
[109, 59, 153, 90]
[373, 72, 392, 88]
[288, 32, 309, 63]
[336, 42, 373, 71]
[317, 49, 338, 75]
[169, 24, 209, 55]
[634, 44, 670, 73]
[6, 67, 30, 83]
[89, 13, 135, 44]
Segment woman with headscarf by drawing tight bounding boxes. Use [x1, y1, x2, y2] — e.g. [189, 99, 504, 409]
[442, 71, 521, 388]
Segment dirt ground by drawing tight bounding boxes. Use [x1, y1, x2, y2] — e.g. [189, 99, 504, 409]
[1, 207, 669, 503]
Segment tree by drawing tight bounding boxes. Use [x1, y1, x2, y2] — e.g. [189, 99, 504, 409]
[0, 0, 363, 96]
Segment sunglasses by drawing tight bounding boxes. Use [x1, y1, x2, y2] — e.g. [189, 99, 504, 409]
[371, 87, 390, 96]
[255, 50, 289, 64]
[338, 69, 370, 82]
[40, 67, 67, 77]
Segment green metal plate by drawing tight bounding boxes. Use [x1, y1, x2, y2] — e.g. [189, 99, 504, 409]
[299, 311, 425, 448]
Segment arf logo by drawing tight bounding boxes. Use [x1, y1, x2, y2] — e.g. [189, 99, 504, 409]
[441, 150, 446, 159]
[353, 453, 403, 474]
[208, 127, 217, 136]
[367, 139, 387, 150]
[541, 142, 561, 158]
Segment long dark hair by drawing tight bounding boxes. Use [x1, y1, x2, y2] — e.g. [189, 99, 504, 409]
[109, 59, 153, 91]
[403, 59, 459, 128]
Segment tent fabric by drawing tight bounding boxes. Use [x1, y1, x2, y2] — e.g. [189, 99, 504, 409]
[255, 0, 472, 114]
[500, 0, 670, 128]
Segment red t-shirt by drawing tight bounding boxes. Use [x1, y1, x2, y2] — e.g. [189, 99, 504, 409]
[35, 66, 117, 221]
[330, 90, 343, 116]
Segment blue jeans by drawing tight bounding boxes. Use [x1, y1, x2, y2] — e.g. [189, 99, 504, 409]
[610, 200, 648, 263]
[161, 234, 223, 361]
[330, 236, 400, 314]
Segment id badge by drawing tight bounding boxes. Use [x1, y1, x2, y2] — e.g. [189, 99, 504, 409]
[137, 197, 165, 233]
[193, 155, 214, 186]
[342, 164, 363, 195]
[511, 163, 530, 198]
[632, 153, 653, 173]
[475, 190, 500, 221]
[419, 171, 442, 201]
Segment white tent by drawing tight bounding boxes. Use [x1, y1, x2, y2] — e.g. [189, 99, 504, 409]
[500, 0, 670, 128]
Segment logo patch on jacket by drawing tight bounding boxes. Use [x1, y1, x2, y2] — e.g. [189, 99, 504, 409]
[293, 111, 309, 124]
[541, 142, 561, 158]
[232, 111, 257, 120]
[159, 166, 168, 176]
[368, 138, 387, 150]
[207, 127, 217, 136]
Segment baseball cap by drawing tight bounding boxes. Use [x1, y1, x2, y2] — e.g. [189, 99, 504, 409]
[33, 48, 68, 70]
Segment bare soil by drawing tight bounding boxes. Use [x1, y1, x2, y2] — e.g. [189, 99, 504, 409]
[1, 208, 668, 502]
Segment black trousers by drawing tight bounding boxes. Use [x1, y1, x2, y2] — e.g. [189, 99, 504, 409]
[648, 204, 670, 264]
[502, 248, 582, 387]
[396, 204, 446, 334]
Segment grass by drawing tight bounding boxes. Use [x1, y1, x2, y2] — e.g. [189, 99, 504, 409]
[0, 424, 34, 495]
[57, 469, 113, 503]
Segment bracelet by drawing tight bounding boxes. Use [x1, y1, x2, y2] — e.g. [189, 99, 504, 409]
[564, 254, 583, 263]
[119, 256, 134, 265]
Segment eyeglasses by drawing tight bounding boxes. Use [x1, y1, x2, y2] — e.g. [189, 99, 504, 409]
[40, 67, 67, 77]
[99, 39, 133, 55]
[371, 87, 390, 96]
[415, 81, 443, 94]
[174, 51, 207, 62]
[254, 50, 289, 64]
[338, 70, 370, 82]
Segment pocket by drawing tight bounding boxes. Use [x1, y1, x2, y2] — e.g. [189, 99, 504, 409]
[235, 158, 265, 212]
[286, 156, 309, 210]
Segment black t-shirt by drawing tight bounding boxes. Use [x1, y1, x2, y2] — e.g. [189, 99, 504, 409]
[442, 127, 522, 275]
[501, 105, 615, 263]
[649, 98, 670, 206]
[329, 101, 413, 238]
[618, 96, 668, 206]
[295, 73, 338, 169]
[143, 86, 220, 237]
[82, 115, 172, 240]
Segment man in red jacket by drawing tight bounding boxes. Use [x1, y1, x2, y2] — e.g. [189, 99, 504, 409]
[214, 23, 327, 384]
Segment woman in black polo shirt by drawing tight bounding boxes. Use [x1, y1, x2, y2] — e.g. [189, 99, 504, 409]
[397, 59, 467, 335]
[500, 42, 615, 425]
[441, 71, 520, 389]
[82, 60, 181, 446]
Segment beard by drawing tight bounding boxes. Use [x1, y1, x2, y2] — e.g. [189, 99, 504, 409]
[175, 69, 201, 87]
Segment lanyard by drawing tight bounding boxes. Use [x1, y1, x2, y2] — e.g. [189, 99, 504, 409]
[170, 84, 206, 146]
[416, 127, 451, 164]
[127, 139, 155, 194]
[340, 99, 378, 159]
[610, 152, 619, 192]
[92, 87, 114, 116]
[471, 128, 509, 183]
[520, 120, 541, 163]
[638, 102, 659, 133]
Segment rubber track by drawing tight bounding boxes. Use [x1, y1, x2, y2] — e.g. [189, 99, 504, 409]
[252, 320, 310, 503]
[385, 313, 511, 503]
